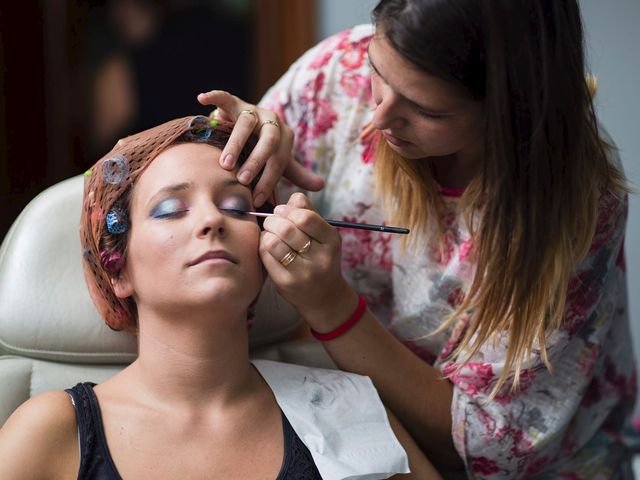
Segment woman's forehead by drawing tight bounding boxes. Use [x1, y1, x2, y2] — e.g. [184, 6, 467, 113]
[133, 142, 241, 199]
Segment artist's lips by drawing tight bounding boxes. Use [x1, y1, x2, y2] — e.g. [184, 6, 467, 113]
[188, 250, 238, 267]
[382, 131, 412, 147]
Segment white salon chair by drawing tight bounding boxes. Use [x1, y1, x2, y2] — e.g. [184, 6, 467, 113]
[0, 175, 334, 426]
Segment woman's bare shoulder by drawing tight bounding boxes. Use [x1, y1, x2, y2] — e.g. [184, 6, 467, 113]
[0, 390, 79, 480]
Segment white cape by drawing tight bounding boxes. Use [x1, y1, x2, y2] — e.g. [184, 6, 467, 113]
[252, 359, 410, 480]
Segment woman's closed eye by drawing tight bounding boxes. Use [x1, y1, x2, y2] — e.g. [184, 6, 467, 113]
[150, 197, 189, 219]
[218, 195, 254, 218]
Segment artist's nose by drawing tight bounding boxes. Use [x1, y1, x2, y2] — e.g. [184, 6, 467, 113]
[371, 82, 407, 131]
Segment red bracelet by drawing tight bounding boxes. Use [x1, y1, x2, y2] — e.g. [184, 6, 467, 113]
[310, 294, 367, 341]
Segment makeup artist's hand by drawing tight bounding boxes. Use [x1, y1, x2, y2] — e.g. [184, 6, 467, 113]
[197, 90, 324, 208]
[260, 193, 360, 331]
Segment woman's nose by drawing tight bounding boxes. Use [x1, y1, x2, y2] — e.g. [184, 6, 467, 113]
[196, 202, 226, 238]
[371, 87, 406, 131]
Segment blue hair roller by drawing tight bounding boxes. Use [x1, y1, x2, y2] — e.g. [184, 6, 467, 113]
[106, 207, 129, 234]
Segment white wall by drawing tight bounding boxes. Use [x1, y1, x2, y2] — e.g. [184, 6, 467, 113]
[580, 1, 640, 383]
[317, 1, 640, 371]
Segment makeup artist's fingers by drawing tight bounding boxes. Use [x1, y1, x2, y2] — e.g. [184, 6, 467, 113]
[260, 214, 313, 255]
[197, 90, 261, 171]
[269, 204, 337, 246]
[197, 90, 237, 122]
[239, 113, 290, 195]
[260, 229, 348, 314]
[197, 90, 324, 206]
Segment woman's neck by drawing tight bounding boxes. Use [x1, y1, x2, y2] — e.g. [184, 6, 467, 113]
[431, 148, 482, 190]
[125, 307, 259, 410]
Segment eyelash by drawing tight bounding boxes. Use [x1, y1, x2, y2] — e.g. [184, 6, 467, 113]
[219, 208, 249, 217]
[150, 197, 253, 220]
[415, 107, 445, 119]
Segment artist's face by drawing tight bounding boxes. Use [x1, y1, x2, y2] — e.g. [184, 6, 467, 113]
[114, 142, 263, 319]
[368, 32, 484, 163]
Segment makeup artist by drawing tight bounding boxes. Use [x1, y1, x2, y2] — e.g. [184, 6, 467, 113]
[197, 0, 638, 477]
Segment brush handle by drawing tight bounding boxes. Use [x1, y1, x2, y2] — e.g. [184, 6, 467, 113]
[244, 211, 410, 235]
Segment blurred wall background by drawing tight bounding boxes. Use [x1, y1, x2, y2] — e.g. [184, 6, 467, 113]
[0, 0, 315, 241]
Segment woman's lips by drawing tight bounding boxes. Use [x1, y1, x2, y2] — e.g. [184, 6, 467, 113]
[382, 131, 412, 147]
[189, 250, 237, 267]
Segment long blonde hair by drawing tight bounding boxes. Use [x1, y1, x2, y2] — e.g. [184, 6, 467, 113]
[373, 0, 629, 397]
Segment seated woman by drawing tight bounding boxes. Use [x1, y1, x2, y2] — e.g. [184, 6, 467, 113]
[0, 115, 440, 479]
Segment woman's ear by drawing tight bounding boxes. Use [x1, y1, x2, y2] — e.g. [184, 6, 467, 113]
[111, 269, 134, 299]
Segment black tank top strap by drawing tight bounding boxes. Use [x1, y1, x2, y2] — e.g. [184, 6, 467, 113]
[278, 411, 322, 479]
[65, 382, 122, 480]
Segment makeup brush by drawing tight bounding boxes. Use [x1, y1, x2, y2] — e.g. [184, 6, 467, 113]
[235, 211, 410, 234]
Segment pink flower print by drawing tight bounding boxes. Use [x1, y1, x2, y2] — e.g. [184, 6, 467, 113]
[581, 378, 601, 408]
[428, 231, 455, 265]
[470, 456, 502, 475]
[310, 50, 334, 69]
[311, 98, 338, 137]
[494, 367, 538, 405]
[589, 190, 624, 254]
[340, 43, 366, 69]
[340, 72, 371, 99]
[302, 71, 326, 100]
[577, 344, 599, 377]
[438, 316, 469, 361]
[447, 362, 495, 397]
[524, 456, 549, 476]
[447, 287, 465, 308]
[459, 238, 473, 261]
[360, 134, 379, 165]
[340, 220, 393, 272]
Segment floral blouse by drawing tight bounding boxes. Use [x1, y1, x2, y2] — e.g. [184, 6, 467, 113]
[259, 24, 639, 478]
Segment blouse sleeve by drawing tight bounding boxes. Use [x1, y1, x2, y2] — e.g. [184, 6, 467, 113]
[258, 24, 376, 201]
[442, 186, 633, 477]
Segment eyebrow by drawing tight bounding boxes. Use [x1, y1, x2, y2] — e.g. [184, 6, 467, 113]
[367, 44, 450, 115]
[222, 179, 251, 190]
[146, 182, 192, 208]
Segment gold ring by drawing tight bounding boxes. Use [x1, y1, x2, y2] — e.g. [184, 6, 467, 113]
[239, 109, 258, 125]
[297, 240, 311, 254]
[261, 119, 280, 129]
[279, 250, 297, 267]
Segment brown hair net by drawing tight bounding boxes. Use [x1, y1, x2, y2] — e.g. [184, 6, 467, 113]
[80, 115, 259, 332]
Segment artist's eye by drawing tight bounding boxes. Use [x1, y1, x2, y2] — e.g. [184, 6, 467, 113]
[150, 198, 189, 219]
[218, 195, 253, 217]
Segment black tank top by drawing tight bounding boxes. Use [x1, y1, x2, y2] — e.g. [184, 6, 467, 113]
[66, 383, 322, 479]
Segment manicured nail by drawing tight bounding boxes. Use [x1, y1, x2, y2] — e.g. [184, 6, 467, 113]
[222, 154, 234, 168]
[238, 170, 252, 184]
[274, 205, 286, 215]
[253, 193, 265, 207]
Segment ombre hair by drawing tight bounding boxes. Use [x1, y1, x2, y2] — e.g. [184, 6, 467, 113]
[372, 0, 628, 397]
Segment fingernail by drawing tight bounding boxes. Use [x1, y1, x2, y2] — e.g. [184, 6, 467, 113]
[222, 154, 234, 168]
[274, 205, 285, 215]
[238, 170, 252, 184]
[253, 193, 265, 207]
